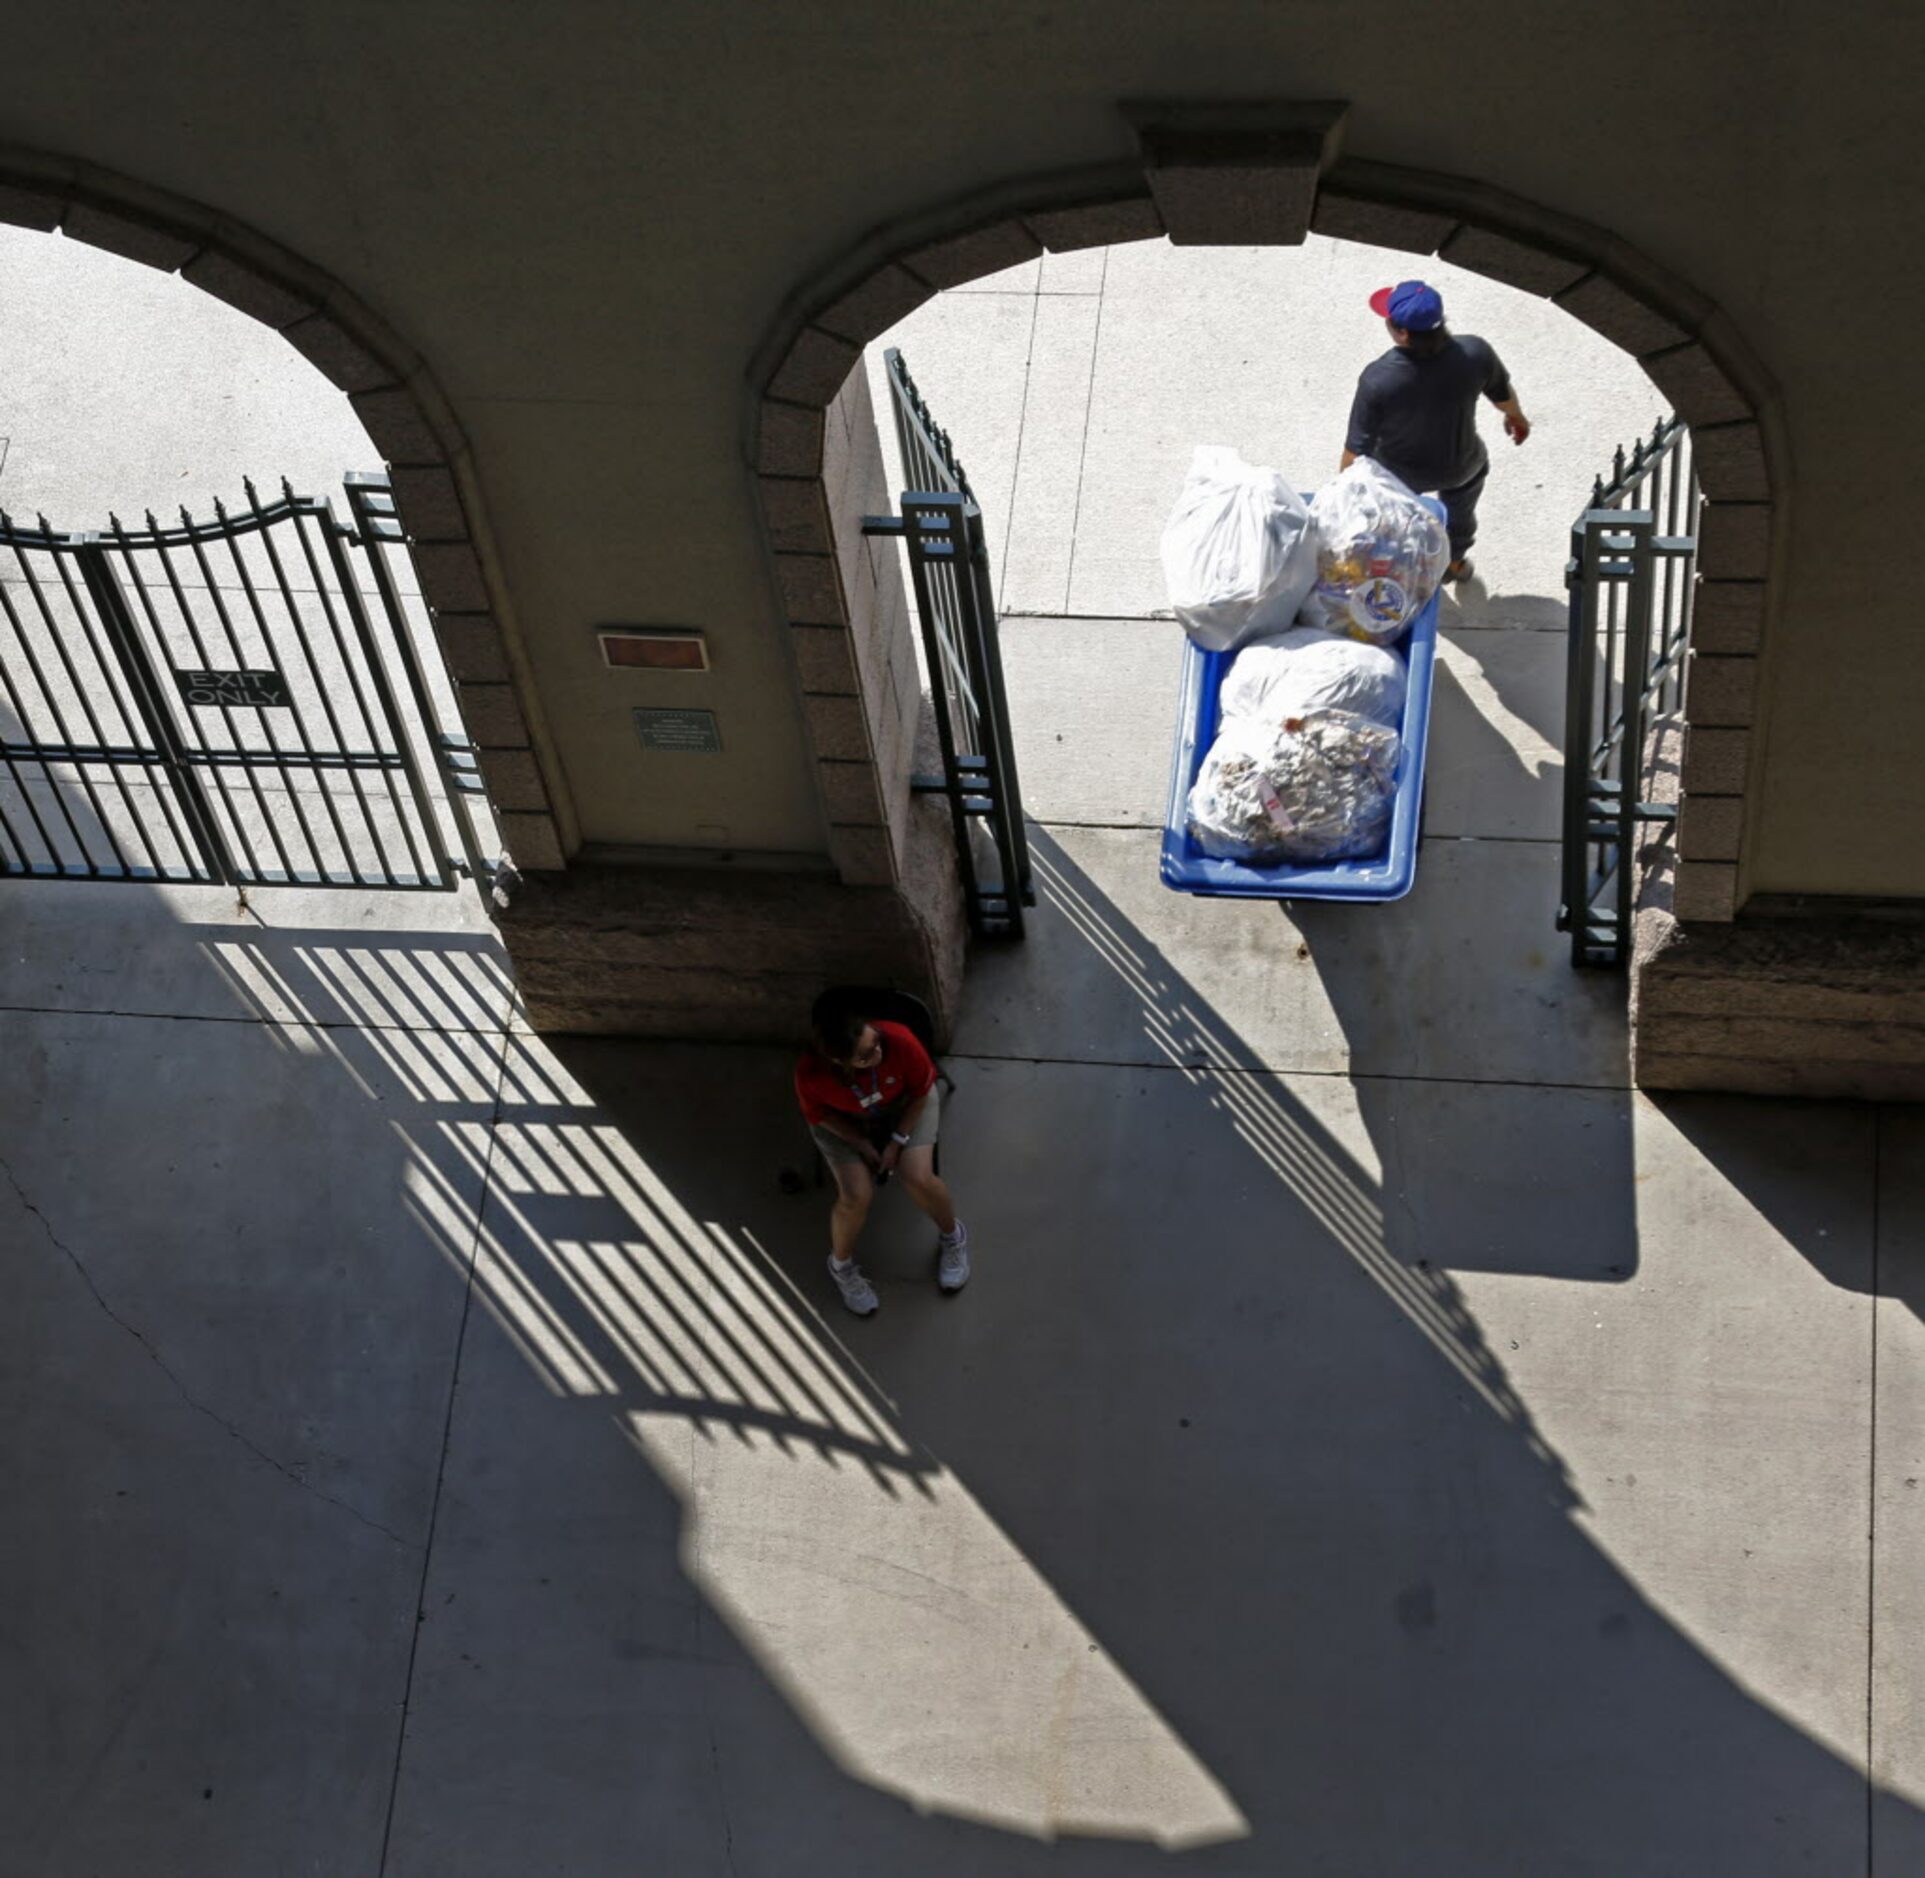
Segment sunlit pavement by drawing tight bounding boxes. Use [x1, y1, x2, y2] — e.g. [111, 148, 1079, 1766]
[4, 242, 1924, 1874]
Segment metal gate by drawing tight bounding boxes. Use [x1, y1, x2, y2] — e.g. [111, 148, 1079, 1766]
[1559, 417, 1698, 965]
[0, 473, 492, 890]
[864, 347, 1032, 939]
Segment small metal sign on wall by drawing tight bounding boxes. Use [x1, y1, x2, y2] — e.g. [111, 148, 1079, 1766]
[174, 668, 293, 709]
[634, 707, 722, 754]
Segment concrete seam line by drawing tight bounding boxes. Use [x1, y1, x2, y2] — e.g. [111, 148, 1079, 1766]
[375, 1024, 513, 1876]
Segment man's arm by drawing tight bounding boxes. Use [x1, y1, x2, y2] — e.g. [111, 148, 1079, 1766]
[1481, 346, 1529, 444]
[875, 1038, 939, 1177]
[876, 1088, 930, 1179]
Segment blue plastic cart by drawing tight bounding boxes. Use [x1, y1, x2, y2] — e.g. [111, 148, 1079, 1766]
[1159, 503, 1444, 904]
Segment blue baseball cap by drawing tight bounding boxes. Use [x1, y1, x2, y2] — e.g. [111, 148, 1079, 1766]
[1369, 280, 1445, 332]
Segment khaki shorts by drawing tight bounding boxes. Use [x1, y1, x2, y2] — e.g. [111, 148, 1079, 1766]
[812, 1084, 941, 1169]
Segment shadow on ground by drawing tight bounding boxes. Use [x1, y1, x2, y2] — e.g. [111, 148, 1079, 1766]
[3, 861, 1917, 1874]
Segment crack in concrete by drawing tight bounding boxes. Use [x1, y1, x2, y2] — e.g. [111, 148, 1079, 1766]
[709, 1720, 740, 1878]
[0, 998, 509, 1036]
[0, 1147, 415, 1550]
[687, 1382, 740, 1876]
[1376, 1095, 1426, 1251]
[946, 1045, 1630, 1097]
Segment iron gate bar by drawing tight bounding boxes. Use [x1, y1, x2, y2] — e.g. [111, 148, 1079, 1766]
[1559, 415, 1698, 966]
[961, 491, 1033, 920]
[11, 533, 144, 873]
[0, 740, 430, 772]
[216, 490, 358, 879]
[316, 495, 447, 886]
[320, 492, 443, 885]
[206, 496, 340, 877]
[0, 477, 487, 891]
[1612, 511, 1654, 951]
[116, 508, 280, 878]
[344, 474, 493, 888]
[42, 533, 200, 873]
[127, 499, 317, 884]
[239, 478, 373, 884]
[281, 487, 413, 882]
[869, 347, 1034, 940]
[84, 515, 225, 882]
[0, 533, 120, 874]
[0, 549, 84, 872]
[76, 531, 232, 881]
[172, 505, 302, 878]
[884, 498, 985, 922]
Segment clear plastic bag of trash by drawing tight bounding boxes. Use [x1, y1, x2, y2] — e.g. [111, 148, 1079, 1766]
[1297, 457, 1450, 645]
[1159, 445, 1319, 653]
[1186, 709, 1402, 863]
[1219, 625, 1407, 730]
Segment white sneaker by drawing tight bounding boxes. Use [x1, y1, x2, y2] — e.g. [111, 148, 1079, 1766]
[828, 1255, 878, 1316]
[936, 1223, 970, 1293]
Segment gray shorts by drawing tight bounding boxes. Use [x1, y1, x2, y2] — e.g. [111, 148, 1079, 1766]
[812, 1085, 941, 1169]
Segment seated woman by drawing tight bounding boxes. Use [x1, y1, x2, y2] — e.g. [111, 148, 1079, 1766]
[794, 988, 969, 1315]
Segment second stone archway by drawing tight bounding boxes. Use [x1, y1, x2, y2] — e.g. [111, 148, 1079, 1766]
[749, 103, 1781, 1038]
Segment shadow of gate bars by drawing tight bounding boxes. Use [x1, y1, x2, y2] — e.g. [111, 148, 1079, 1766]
[864, 347, 1032, 940]
[0, 473, 494, 891]
[1559, 417, 1699, 966]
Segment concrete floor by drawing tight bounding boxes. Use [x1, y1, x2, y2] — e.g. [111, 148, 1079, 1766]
[4, 237, 1925, 1875]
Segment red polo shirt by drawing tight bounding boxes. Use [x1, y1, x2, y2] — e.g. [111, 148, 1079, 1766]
[794, 1020, 936, 1131]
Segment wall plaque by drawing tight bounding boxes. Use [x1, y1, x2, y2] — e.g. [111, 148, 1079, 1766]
[634, 707, 722, 754]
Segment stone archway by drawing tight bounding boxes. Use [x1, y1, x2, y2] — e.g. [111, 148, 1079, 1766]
[0, 144, 565, 874]
[749, 104, 1783, 1037]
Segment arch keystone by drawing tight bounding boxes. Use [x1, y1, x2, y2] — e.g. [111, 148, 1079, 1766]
[1122, 100, 1348, 246]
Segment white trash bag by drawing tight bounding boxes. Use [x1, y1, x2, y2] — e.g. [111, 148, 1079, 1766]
[1186, 708, 1401, 864]
[1159, 445, 1318, 652]
[1297, 457, 1450, 645]
[1219, 625, 1407, 730]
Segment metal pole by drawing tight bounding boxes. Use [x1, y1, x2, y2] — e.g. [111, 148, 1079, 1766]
[1560, 518, 1598, 963]
[1615, 514, 1656, 960]
[343, 474, 492, 891]
[897, 499, 983, 929]
[962, 500, 1032, 926]
[315, 514, 452, 889]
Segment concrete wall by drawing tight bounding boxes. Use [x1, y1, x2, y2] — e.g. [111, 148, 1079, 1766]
[0, 1, 1916, 903]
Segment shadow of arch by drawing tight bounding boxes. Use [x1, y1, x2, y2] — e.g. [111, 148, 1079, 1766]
[0, 142, 564, 871]
[749, 123, 1777, 929]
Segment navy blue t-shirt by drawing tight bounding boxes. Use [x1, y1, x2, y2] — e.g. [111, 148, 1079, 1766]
[1344, 334, 1513, 494]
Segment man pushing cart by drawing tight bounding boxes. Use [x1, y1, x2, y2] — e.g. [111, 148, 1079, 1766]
[1341, 279, 1532, 583]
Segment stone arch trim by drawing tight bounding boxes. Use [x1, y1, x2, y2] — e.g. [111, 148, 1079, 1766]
[0, 145, 566, 873]
[751, 111, 1783, 924]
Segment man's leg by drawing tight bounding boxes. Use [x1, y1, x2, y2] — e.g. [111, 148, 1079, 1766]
[895, 1147, 957, 1236]
[1439, 459, 1490, 565]
[817, 1147, 880, 1315]
[828, 1157, 875, 1262]
[897, 1145, 970, 1292]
